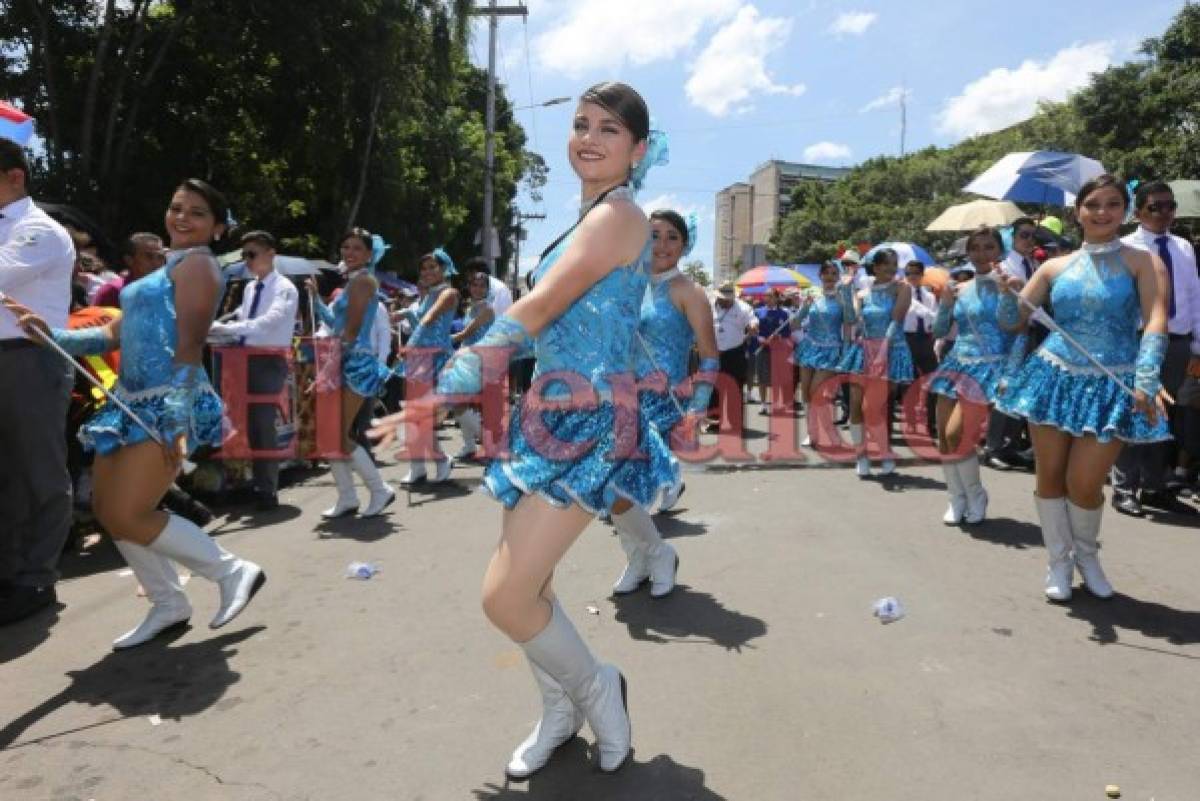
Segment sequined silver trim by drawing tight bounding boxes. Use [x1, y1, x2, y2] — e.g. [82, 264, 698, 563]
[1035, 349, 1134, 376]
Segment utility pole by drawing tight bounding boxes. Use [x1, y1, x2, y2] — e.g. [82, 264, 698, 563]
[473, 1, 528, 277]
[511, 209, 545, 297]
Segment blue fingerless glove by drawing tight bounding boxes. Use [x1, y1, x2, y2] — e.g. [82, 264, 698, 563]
[884, 320, 900, 340]
[313, 299, 334, 326]
[436, 315, 531, 396]
[932, 302, 954, 339]
[51, 326, 111, 356]
[997, 293, 1021, 330]
[686, 356, 720, 414]
[162, 364, 206, 442]
[1134, 332, 1167, 397]
[996, 334, 1028, 397]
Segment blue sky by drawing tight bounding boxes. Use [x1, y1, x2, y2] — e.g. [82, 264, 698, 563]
[471, 0, 1188, 279]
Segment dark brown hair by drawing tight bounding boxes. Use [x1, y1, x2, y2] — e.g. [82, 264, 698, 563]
[580, 82, 650, 142]
[1075, 174, 1128, 211]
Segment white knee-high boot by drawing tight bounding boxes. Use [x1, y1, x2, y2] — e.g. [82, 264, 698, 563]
[1034, 495, 1074, 601]
[146, 515, 266, 629]
[111, 540, 192, 650]
[848, 423, 870, 477]
[321, 460, 360, 518]
[506, 599, 586, 779]
[350, 445, 395, 517]
[520, 600, 631, 773]
[453, 408, 481, 460]
[941, 461, 967, 525]
[1067, 499, 1113, 598]
[956, 454, 988, 524]
[613, 505, 677, 598]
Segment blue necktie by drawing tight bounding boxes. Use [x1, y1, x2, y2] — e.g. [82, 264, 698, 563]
[1022, 257, 1032, 280]
[239, 280, 265, 345]
[1155, 236, 1177, 318]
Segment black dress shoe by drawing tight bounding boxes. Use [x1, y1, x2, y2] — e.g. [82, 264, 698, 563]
[983, 453, 1013, 471]
[1111, 494, 1144, 517]
[254, 492, 279, 511]
[1139, 490, 1200, 516]
[0, 585, 57, 626]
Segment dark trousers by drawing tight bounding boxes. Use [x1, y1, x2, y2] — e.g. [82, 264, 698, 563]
[709, 346, 747, 429]
[0, 344, 72, 588]
[906, 332, 939, 434]
[1112, 336, 1193, 495]
[247, 354, 289, 495]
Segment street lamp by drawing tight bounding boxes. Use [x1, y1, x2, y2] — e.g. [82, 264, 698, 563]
[483, 95, 572, 277]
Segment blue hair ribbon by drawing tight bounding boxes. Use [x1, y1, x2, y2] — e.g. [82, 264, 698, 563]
[432, 246, 457, 277]
[1124, 179, 1141, 224]
[370, 234, 391, 272]
[630, 125, 669, 192]
[683, 212, 699, 258]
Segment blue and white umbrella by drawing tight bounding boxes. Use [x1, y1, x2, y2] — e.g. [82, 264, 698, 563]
[862, 242, 935, 267]
[963, 151, 1106, 205]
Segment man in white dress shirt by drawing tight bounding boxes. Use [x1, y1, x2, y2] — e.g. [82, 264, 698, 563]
[0, 139, 76, 625]
[210, 231, 299, 510]
[1000, 217, 1039, 282]
[1111, 182, 1200, 517]
[709, 281, 758, 431]
[903, 261, 939, 434]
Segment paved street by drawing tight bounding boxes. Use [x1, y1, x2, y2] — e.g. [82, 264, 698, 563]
[3, 410, 1199, 801]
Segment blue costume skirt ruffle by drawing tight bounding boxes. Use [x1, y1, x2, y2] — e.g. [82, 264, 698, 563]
[392, 348, 450, 385]
[995, 352, 1170, 444]
[837, 338, 914, 383]
[484, 399, 681, 515]
[929, 352, 1006, 403]
[80, 383, 224, 457]
[793, 340, 843, 371]
[343, 348, 391, 398]
[639, 390, 684, 437]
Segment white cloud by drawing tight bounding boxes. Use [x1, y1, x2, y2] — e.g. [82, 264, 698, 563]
[829, 11, 877, 36]
[534, 0, 741, 77]
[861, 86, 910, 113]
[685, 6, 806, 117]
[639, 193, 708, 218]
[936, 41, 1113, 139]
[802, 141, 852, 163]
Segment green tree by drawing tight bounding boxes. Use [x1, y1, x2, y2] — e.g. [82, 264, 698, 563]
[682, 259, 710, 287]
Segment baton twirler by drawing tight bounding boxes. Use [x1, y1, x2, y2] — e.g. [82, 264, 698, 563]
[0, 292, 196, 472]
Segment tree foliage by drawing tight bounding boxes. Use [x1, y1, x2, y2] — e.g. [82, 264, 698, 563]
[0, 0, 542, 279]
[682, 259, 710, 287]
[770, 4, 1200, 264]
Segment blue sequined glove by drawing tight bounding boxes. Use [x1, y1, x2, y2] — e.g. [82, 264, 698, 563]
[51, 326, 111, 356]
[1134, 332, 1167, 397]
[313, 298, 334, 326]
[995, 333, 1028, 397]
[997, 292, 1021, 330]
[884, 320, 900, 340]
[436, 315, 531, 396]
[686, 357, 720, 415]
[932, 301, 954, 339]
[162, 364, 206, 443]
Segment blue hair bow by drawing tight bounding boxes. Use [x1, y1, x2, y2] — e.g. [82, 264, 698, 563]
[630, 125, 669, 192]
[1124, 179, 1141, 224]
[683, 212, 699, 258]
[432, 247, 457, 277]
[369, 234, 391, 272]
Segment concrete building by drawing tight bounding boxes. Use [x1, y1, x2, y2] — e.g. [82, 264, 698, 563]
[714, 160, 851, 285]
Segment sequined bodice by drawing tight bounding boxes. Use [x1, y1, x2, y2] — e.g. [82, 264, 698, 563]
[950, 276, 1013, 359]
[461, 300, 493, 347]
[530, 222, 650, 396]
[1042, 250, 1140, 368]
[117, 247, 220, 391]
[860, 286, 902, 339]
[635, 276, 694, 383]
[407, 285, 455, 351]
[805, 293, 844, 345]
[330, 277, 380, 348]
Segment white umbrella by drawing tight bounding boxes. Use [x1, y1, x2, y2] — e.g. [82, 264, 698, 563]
[926, 199, 1026, 231]
[964, 151, 1106, 206]
[1169, 180, 1200, 218]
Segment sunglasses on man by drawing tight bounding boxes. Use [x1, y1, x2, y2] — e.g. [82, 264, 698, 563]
[1145, 201, 1178, 214]
[241, 249, 261, 261]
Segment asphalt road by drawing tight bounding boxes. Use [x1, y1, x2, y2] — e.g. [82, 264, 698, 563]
[3, 411, 1199, 801]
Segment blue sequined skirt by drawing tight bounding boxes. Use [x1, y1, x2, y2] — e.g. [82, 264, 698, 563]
[80, 382, 224, 457]
[929, 352, 1005, 403]
[639, 389, 684, 436]
[392, 348, 450, 385]
[837, 338, 915, 383]
[794, 339, 843, 371]
[995, 351, 1170, 444]
[344, 348, 391, 397]
[484, 399, 681, 515]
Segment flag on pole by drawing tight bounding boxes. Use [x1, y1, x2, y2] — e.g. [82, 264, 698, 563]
[0, 101, 34, 145]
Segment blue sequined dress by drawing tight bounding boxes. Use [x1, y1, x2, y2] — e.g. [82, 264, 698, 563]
[327, 278, 390, 397]
[395, 284, 456, 384]
[80, 247, 224, 457]
[634, 271, 695, 435]
[929, 275, 1014, 403]
[793, 292, 845, 370]
[837, 283, 915, 382]
[461, 299, 494, 347]
[484, 191, 681, 514]
[996, 246, 1169, 443]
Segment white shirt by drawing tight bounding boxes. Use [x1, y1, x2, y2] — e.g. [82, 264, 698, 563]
[210, 268, 299, 348]
[1001, 250, 1037, 281]
[488, 276, 513, 316]
[903, 284, 938, 334]
[0, 197, 75, 340]
[712, 297, 757, 352]
[1122, 226, 1200, 350]
[371, 301, 392, 361]
[849, 265, 873, 291]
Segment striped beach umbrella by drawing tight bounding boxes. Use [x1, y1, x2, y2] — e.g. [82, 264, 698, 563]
[0, 101, 34, 145]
